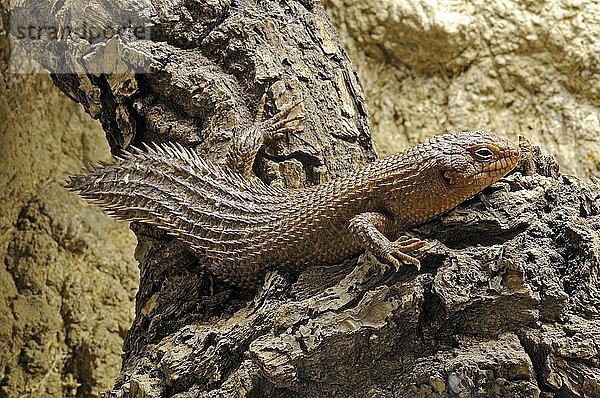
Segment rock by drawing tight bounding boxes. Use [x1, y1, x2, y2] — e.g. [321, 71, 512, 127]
[323, 0, 600, 179]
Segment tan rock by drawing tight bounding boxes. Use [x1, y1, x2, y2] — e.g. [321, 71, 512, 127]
[0, 66, 138, 397]
[324, 0, 600, 178]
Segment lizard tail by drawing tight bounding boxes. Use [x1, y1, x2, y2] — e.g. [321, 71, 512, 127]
[66, 142, 288, 253]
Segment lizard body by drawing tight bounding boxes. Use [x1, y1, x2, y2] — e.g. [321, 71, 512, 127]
[67, 101, 521, 287]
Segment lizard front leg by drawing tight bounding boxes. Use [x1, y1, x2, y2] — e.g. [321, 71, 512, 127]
[349, 212, 426, 271]
[226, 93, 303, 179]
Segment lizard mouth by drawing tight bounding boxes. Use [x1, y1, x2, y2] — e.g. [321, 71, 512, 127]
[478, 156, 520, 181]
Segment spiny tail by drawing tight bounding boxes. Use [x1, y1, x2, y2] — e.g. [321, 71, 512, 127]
[66, 142, 289, 253]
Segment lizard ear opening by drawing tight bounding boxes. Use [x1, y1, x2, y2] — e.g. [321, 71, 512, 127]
[440, 169, 458, 186]
[440, 169, 452, 185]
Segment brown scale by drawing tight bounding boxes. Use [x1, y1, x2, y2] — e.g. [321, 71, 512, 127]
[67, 95, 522, 288]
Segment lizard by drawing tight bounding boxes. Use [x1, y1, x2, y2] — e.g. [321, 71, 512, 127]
[67, 94, 522, 288]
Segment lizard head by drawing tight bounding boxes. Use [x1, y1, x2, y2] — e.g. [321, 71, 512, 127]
[381, 130, 522, 228]
[431, 130, 521, 195]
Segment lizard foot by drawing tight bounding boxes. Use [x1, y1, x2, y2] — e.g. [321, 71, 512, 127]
[226, 92, 304, 178]
[378, 235, 426, 273]
[255, 92, 304, 143]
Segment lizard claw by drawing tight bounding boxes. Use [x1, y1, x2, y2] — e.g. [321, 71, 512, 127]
[377, 253, 401, 274]
[261, 100, 304, 143]
[379, 235, 426, 272]
[349, 213, 426, 275]
[254, 92, 268, 125]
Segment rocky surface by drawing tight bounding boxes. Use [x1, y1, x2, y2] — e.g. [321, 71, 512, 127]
[0, 82, 139, 398]
[2, 0, 599, 397]
[1, 10, 139, 395]
[323, 0, 600, 179]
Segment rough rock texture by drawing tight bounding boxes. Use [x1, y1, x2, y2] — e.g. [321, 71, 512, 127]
[0, 9, 139, 396]
[323, 0, 600, 179]
[2, 0, 600, 397]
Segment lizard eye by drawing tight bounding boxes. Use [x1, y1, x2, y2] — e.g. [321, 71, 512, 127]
[474, 147, 494, 162]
